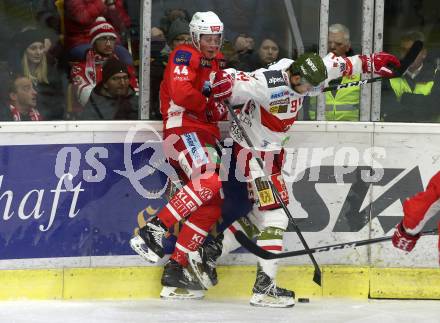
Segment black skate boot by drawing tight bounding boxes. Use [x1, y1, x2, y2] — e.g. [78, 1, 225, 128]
[250, 266, 295, 308]
[129, 216, 167, 263]
[187, 233, 223, 289]
[160, 259, 206, 300]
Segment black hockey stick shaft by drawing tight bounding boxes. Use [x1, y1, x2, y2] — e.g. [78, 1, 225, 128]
[226, 105, 322, 286]
[322, 40, 423, 92]
[235, 227, 438, 260]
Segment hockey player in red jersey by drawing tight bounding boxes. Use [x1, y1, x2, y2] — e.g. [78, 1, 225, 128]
[392, 171, 440, 264]
[129, 11, 231, 299]
[189, 51, 401, 307]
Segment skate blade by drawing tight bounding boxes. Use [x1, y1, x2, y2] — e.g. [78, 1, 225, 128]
[129, 235, 160, 263]
[187, 252, 214, 289]
[250, 293, 295, 308]
[160, 286, 204, 300]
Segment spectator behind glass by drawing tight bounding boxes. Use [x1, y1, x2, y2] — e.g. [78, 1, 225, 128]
[381, 31, 440, 122]
[328, 23, 354, 57]
[159, 8, 191, 36]
[0, 1, 60, 61]
[325, 24, 360, 121]
[70, 18, 138, 110]
[258, 37, 280, 66]
[167, 18, 191, 51]
[64, 0, 133, 64]
[9, 28, 65, 120]
[306, 24, 361, 121]
[80, 58, 138, 120]
[0, 74, 43, 121]
[246, 37, 281, 70]
[232, 33, 255, 71]
[150, 19, 191, 120]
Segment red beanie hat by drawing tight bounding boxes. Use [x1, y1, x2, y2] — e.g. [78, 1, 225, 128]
[89, 17, 117, 44]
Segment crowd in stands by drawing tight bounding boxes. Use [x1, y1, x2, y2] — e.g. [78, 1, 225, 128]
[0, 2, 438, 122]
[0, 0, 140, 121]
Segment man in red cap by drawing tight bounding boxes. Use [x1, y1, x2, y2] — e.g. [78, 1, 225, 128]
[70, 17, 138, 109]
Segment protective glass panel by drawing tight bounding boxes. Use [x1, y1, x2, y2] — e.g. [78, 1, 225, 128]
[305, 0, 363, 121]
[380, 0, 440, 123]
[151, 0, 320, 121]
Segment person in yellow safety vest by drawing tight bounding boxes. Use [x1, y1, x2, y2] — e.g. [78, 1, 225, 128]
[308, 24, 361, 121]
[381, 31, 440, 123]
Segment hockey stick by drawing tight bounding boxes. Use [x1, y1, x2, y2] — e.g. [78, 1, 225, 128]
[226, 105, 322, 286]
[322, 40, 423, 92]
[235, 227, 438, 260]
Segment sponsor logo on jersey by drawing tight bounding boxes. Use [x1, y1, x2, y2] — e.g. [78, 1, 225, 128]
[181, 132, 209, 167]
[270, 98, 289, 106]
[270, 90, 289, 100]
[173, 75, 190, 81]
[192, 233, 205, 244]
[263, 70, 286, 88]
[269, 105, 288, 114]
[210, 26, 221, 32]
[169, 110, 182, 118]
[243, 100, 256, 115]
[200, 58, 211, 68]
[174, 50, 192, 66]
[197, 187, 214, 201]
[173, 191, 197, 214]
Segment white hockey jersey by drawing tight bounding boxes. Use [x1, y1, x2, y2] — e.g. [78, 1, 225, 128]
[226, 53, 365, 151]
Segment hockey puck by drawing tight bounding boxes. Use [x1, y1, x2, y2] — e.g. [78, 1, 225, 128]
[298, 298, 310, 303]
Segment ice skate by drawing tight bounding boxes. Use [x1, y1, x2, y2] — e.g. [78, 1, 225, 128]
[129, 216, 167, 263]
[250, 267, 295, 308]
[187, 233, 223, 289]
[160, 286, 204, 300]
[161, 259, 205, 292]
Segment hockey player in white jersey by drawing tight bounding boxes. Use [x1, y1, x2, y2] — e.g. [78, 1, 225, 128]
[189, 51, 401, 307]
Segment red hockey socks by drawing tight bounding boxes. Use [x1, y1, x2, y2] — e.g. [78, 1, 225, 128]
[171, 205, 221, 267]
[158, 175, 221, 228]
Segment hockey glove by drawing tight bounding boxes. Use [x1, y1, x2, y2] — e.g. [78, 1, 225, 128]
[360, 52, 401, 78]
[206, 98, 228, 122]
[211, 71, 233, 101]
[392, 221, 421, 252]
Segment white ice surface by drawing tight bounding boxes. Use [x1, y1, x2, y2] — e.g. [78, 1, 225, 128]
[0, 298, 439, 323]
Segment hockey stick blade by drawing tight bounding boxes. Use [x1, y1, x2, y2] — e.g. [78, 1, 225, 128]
[235, 228, 438, 260]
[323, 40, 424, 92]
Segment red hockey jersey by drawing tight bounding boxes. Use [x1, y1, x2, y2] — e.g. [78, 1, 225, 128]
[403, 171, 440, 260]
[160, 44, 226, 139]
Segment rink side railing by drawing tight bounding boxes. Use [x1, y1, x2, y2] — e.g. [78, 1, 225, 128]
[0, 121, 438, 300]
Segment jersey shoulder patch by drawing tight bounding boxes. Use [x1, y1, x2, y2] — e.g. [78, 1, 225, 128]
[263, 70, 287, 88]
[173, 50, 192, 66]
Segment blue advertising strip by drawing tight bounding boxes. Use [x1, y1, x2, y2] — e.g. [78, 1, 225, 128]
[0, 143, 249, 260]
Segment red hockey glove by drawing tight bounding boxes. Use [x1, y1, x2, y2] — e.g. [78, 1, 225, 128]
[211, 71, 233, 101]
[360, 52, 401, 77]
[206, 98, 228, 122]
[392, 222, 421, 252]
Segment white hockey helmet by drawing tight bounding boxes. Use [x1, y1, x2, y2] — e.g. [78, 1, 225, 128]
[189, 11, 224, 51]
